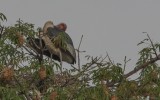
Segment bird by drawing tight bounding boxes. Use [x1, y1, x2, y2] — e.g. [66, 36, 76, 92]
[56, 23, 67, 31]
[27, 21, 76, 64]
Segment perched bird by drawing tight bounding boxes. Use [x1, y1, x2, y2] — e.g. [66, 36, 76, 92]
[27, 21, 76, 64]
[56, 23, 67, 31]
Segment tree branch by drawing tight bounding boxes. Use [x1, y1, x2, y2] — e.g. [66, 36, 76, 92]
[106, 54, 160, 87]
[123, 54, 160, 78]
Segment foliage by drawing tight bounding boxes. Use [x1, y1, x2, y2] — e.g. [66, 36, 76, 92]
[0, 12, 160, 100]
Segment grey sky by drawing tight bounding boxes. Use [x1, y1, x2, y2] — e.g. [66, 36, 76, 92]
[1, 0, 160, 78]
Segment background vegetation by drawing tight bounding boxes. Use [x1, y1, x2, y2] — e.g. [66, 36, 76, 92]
[0, 13, 160, 100]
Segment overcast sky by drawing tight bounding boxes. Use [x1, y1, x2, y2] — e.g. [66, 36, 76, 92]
[1, 0, 160, 78]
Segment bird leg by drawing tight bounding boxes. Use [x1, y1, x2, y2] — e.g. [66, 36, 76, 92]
[59, 48, 63, 74]
[49, 53, 53, 65]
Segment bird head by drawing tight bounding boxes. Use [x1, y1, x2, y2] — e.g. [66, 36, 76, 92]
[43, 21, 54, 34]
[56, 23, 67, 31]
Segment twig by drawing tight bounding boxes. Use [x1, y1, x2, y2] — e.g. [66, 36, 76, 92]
[106, 52, 114, 66]
[70, 65, 79, 71]
[29, 38, 41, 50]
[147, 34, 158, 58]
[75, 49, 85, 53]
[85, 56, 107, 72]
[123, 56, 127, 74]
[123, 56, 131, 74]
[23, 45, 38, 58]
[77, 35, 83, 71]
[75, 57, 100, 78]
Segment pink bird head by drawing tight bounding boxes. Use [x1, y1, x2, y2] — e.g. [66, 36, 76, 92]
[56, 23, 67, 31]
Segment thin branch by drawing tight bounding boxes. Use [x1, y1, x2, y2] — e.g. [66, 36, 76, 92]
[75, 49, 85, 53]
[23, 45, 38, 58]
[70, 65, 79, 71]
[106, 52, 114, 66]
[123, 56, 127, 74]
[86, 56, 107, 72]
[147, 34, 158, 58]
[123, 56, 131, 74]
[75, 57, 100, 79]
[77, 35, 83, 71]
[29, 38, 41, 50]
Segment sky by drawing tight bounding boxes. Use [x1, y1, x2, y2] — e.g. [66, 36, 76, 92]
[1, 0, 160, 79]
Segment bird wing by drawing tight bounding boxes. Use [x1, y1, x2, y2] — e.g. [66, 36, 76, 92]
[65, 43, 76, 63]
[54, 32, 76, 64]
[46, 27, 76, 63]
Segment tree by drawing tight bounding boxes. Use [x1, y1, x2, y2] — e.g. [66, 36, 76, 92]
[0, 12, 160, 100]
